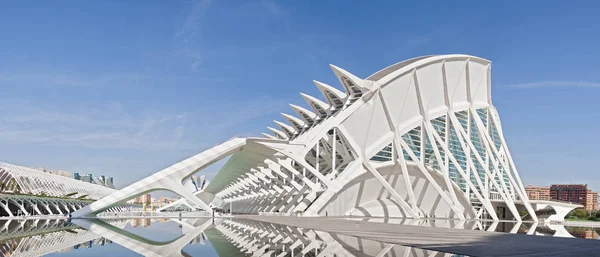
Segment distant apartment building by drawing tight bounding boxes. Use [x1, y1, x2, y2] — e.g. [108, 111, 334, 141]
[130, 218, 151, 228]
[550, 184, 588, 203]
[73, 173, 93, 183]
[29, 166, 72, 178]
[30, 167, 45, 172]
[569, 229, 599, 239]
[141, 218, 151, 227]
[587, 190, 598, 211]
[134, 194, 151, 204]
[550, 184, 599, 211]
[73, 173, 115, 189]
[99, 175, 115, 188]
[46, 170, 72, 178]
[158, 196, 177, 204]
[525, 185, 550, 200]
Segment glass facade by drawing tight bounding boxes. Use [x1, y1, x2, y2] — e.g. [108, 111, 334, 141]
[370, 107, 515, 200]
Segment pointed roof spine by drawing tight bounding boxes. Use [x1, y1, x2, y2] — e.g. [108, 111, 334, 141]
[313, 80, 346, 111]
[273, 120, 296, 137]
[330, 64, 370, 105]
[289, 104, 317, 126]
[300, 93, 329, 118]
[262, 133, 277, 139]
[267, 127, 288, 139]
[281, 113, 305, 132]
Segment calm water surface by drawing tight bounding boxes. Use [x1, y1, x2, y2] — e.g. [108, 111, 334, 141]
[0, 217, 597, 257]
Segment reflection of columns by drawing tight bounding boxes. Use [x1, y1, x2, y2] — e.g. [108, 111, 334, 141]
[213, 219, 343, 257]
[545, 223, 575, 238]
[74, 218, 215, 257]
[527, 222, 538, 235]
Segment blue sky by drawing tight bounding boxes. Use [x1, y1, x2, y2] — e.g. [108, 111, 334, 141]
[1, 1, 599, 190]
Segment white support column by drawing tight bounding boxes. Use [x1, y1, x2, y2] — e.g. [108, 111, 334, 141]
[10, 199, 29, 216]
[335, 125, 419, 218]
[362, 160, 419, 218]
[470, 107, 538, 222]
[0, 201, 13, 217]
[393, 137, 420, 216]
[448, 113, 519, 221]
[332, 129, 337, 175]
[377, 89, 419, 215]
[426, 119, 498, 220]
[397, 136, 466, 220]
[74, 138, 246, 217]
[424, 121, 460, 206]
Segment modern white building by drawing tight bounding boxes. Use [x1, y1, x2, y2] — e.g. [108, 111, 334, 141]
[0, 163, 132, 216]
[75, 54, 579, 222]
[0, 163, 115, 200]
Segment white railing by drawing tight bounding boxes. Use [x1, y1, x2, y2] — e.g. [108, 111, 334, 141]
[96, 211, 212, 218]
[258, 212, 305, 217]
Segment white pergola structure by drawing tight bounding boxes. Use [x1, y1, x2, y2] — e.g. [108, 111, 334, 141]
[0, 163, 127, 217]
[0, 163, 115, 200]
[74, 54, 539, 222]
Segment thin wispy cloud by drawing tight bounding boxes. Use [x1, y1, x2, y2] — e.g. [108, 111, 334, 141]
[507, 80, 600, 89]
[172, 0, 212, 71]
[260, 0, 288, 17]
[175, 0, 212, 38]
[0, 100, 189, 150]
[0, 71, 144, 88]
[0, 96, 287, 151]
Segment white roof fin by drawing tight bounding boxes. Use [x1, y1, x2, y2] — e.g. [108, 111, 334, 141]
[281, 113, 305, 132]
[300, 93, 329, 118]
[273, 120, 296, 137]
[330, 64, 372, 105]
[289, 104, 317, 126]
[262, 133, 277, 139]
[313, 80, 346, 111]
[267, 127, 288, 139]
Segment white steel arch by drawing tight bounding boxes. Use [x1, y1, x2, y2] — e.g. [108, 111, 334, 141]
[74, 55, 538, 222]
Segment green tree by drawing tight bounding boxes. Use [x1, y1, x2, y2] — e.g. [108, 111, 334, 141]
[568, 209, 588, 219]
[519, 209, 528, 218]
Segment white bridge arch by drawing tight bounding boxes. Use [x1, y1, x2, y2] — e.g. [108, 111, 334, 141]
[74, 54, 538, 222]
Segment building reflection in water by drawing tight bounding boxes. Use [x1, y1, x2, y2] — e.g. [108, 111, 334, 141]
[0, 217, 598, 257]
[131, 218, 152, 227]
[211, 218, 463, 257]
[566, 228, 600, 239]
[0, 219, 126, 257]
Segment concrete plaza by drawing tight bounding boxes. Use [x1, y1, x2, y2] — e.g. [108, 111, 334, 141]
[242, 215, 600, 256]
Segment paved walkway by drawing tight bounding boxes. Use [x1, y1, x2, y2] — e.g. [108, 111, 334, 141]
[561, 220, 600, 228]
[240, 215, 600, 257]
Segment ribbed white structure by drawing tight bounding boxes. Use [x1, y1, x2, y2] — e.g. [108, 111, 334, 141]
[0, 163, 115, 200]
[75, 55, 540, 222]
[0, 219, 127, 257]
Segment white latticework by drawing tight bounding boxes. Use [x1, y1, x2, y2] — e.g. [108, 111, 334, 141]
[0, 162, 115, 200]
[75, 55, 538, 222]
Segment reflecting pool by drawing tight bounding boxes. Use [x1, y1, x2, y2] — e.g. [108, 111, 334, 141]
[0, 217, 597, 257]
